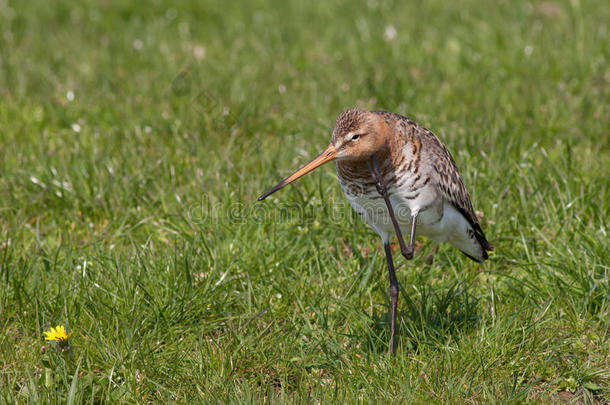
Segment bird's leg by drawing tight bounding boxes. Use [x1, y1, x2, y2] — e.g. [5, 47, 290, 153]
[406, 213, 418, 259]
[367, 153, 415, 260]
[383, 242, 399, 355]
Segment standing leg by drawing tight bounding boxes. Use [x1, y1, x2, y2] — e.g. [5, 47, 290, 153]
[383, 242, 399, 355]
[368, 153, 421, 355]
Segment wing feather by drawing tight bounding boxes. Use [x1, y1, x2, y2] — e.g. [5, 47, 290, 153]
[371, 110, 494, 254]
[419, 127, 494, 253]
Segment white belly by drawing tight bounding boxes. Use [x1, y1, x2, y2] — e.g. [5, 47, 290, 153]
[341, 183, 441, 244]
[341, 183, 482, 259]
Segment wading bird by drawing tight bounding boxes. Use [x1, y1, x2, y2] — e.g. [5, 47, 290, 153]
[258, 109, 493, 354]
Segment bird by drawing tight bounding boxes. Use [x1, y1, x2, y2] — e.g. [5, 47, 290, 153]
[258, 109, 494, 354]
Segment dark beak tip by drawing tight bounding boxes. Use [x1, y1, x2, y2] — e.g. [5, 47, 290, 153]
[257, 189, 274, 201]
[258, 180, 286, 202]
[256, 145, 334, 203]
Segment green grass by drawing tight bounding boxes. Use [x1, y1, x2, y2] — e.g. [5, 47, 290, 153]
[1, 0, 609, 402]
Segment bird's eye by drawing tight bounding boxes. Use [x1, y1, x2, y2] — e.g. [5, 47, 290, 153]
[351, 134, 360, 141]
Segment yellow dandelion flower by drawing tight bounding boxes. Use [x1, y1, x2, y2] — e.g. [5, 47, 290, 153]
[43, 325, 72, 343]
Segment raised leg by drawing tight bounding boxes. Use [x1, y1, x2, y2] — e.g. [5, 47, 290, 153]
[383, 242, 399, 355]
[368, 153, 423, 355]
[367, 153, 418, 261]
[406, 213, 418, 259]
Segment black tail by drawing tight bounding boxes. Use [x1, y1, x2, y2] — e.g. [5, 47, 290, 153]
[472, 223, 494, 261]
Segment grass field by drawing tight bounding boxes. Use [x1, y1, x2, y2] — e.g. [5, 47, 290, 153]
[1, 0, 609, 402]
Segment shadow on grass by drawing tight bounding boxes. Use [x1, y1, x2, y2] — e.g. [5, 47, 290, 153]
[365, 281, 481, 354]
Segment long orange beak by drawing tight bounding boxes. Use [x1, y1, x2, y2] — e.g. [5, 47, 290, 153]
[258, 144, 337, 201]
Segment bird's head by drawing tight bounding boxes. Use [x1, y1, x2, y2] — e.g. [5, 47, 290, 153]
[258, 109, 389, 201]
[331, 109, 388, 162]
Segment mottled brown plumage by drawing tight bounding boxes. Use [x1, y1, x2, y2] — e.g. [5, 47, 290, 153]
[259, 108, 494, 354]
[331, 109, 493, 258]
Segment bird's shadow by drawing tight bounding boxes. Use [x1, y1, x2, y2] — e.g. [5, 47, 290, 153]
[363, 280, 481, 354]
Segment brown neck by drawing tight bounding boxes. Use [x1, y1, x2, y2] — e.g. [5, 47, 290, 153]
[336, 141, 396, 185]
